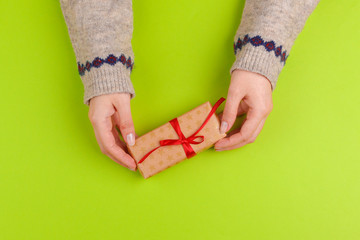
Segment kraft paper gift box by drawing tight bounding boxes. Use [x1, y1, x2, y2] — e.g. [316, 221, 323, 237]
[127, 98, 227, 179]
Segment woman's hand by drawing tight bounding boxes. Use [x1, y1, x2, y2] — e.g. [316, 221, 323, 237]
[88, 93, 137, 171]
[214, 69, 273, 151]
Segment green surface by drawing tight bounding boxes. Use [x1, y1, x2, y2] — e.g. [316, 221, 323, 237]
[1, 0, 360, 239]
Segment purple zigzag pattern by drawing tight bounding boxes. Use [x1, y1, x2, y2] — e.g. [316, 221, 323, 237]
[77, 54, 134, 76]
[233, 34, 288, 64]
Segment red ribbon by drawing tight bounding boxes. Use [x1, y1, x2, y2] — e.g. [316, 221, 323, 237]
[138, 97, 225, 164]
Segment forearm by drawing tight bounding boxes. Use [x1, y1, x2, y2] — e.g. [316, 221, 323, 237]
[231, 0, 320, 89]
[60, 0, 135, 105]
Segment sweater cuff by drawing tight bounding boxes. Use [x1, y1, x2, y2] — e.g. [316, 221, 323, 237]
[81, 63, 135, 105]
[230, 35, 288, 90]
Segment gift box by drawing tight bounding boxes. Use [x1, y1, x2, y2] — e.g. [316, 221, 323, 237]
[127, 97, 227, 179]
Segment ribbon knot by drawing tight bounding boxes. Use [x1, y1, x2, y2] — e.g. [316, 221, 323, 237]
[137, 97, 225, 164]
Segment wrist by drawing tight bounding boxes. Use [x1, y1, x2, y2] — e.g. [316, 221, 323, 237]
[231, 69, 272, 90]
[82, 63, 135, 106]
[230, 35, 288, 91]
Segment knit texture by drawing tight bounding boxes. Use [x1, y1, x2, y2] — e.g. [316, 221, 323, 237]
[60, 0, 135, 105]
[230, 0, 320, 90]
[60, 0, 319, 104]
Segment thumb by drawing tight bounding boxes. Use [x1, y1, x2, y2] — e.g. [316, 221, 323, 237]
[220, 92, 244, 134]
[113, 94, 136, 147]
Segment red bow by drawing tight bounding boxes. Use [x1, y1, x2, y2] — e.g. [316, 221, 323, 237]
[138, 97, 225, 164]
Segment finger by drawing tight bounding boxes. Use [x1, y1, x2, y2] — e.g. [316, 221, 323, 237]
[216, 119, 265, 151]
[237, 100, 249, 116]
[215, 108, 264, 150]
[249, 119, 266, 143]
[112, 111, 128, 142]
[91, 114, 137, 171]
[218, 101, 248, 122]
[220, 91, 245, 134]
[113, 96, 136, 147]
[221, 123, 242, 138]
[112, 111, 121, 130]
[111, 122, 126, 149]
[104, 145, 137, 171]
[112, 102, 138, 142]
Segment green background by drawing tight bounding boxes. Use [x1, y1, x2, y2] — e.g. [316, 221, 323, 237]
[1, 0, 359, 239]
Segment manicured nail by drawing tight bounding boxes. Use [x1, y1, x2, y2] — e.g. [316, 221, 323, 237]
[126, 133, 135, 146]
[220, 121, 228, 134]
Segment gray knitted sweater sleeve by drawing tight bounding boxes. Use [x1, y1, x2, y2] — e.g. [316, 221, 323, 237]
[231, 0, 320, 89]
[60, 0, 135, 105]
[60, 0, 319, 105]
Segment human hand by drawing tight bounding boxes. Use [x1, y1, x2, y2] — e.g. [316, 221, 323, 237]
[88, 93, 137, 171]
[214, 69, 273, 151]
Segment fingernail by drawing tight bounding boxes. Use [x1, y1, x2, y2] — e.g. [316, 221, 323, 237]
[220, 121, 228, 134]
[126, 133, 135, 146]
[215, 149, 223, 152]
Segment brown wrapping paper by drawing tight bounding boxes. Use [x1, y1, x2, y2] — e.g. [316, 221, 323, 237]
[127, 101, 226, 178]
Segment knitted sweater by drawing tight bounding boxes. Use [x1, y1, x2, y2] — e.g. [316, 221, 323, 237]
[60, 0, 319, 105]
